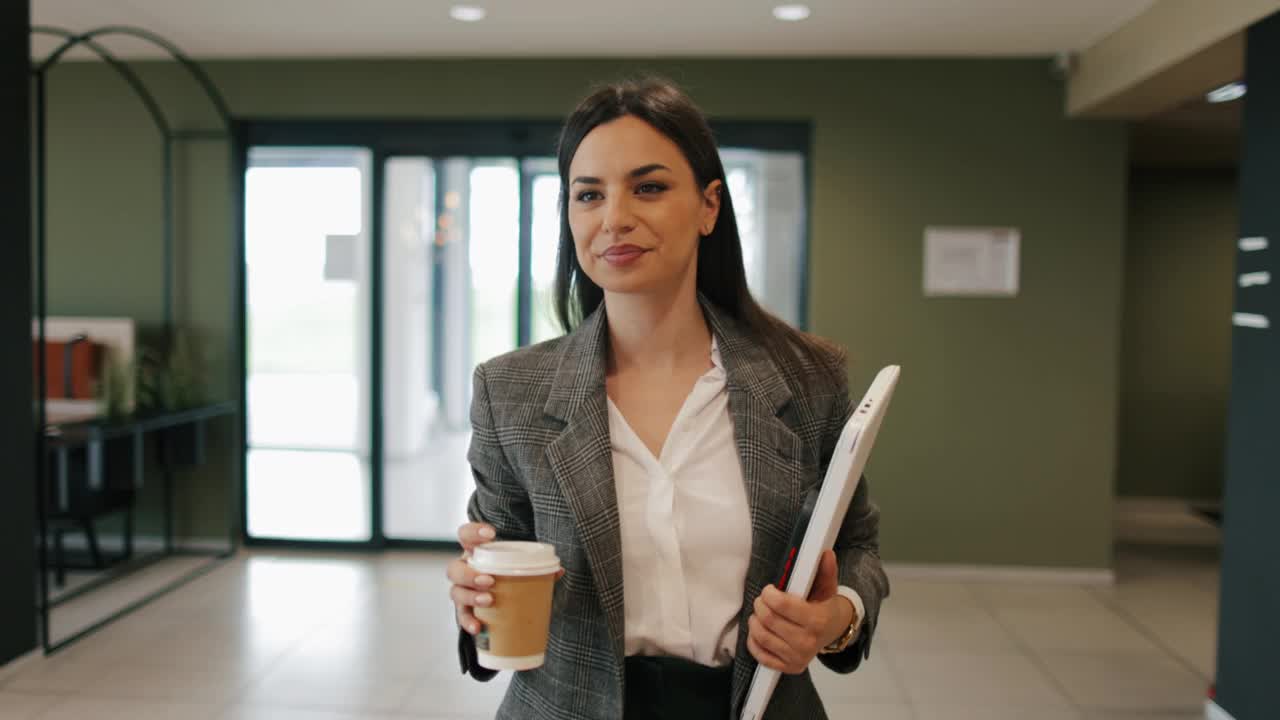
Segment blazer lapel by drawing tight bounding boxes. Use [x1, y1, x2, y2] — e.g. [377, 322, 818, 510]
[703, 301, 807, 715]
[543, 306, 627, 663]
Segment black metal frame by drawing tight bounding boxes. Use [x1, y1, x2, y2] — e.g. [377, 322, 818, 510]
[235, 117, 811, 551]
[30, 25, 239, 654]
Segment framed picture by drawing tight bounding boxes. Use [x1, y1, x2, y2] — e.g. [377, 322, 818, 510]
[32, 316, 137, 423]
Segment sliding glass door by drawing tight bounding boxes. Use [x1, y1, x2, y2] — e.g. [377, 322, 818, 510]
[526, 158, 563, 344]
[244, 148, 373, 541]
[381, 156, 528, 541]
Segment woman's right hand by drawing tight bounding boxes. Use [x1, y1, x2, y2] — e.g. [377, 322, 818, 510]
[448, 522, 497, 635]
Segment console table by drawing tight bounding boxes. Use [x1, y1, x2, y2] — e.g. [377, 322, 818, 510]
[38, 402, 237, 651]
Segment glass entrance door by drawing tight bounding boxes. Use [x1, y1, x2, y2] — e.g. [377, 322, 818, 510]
[381, 156, 531, 541]
[525, 158, 563, 344]
[244, 147, 373, 541]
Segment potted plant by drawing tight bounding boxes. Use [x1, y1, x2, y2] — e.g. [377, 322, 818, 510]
[137, 331, 211, 467]
[136, 331, 207, 413]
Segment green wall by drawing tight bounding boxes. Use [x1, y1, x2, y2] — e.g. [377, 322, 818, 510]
[1118, 170, 1237, 500]
[44, 58, 1127, 568]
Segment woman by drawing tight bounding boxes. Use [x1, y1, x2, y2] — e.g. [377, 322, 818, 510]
[446, 77, 888, 720]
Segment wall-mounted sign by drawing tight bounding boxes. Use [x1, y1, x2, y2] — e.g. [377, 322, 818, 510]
[923, 226, 1020, 298]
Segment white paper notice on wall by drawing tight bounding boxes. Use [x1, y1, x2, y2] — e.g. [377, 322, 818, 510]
[923, 226, 1020, 297]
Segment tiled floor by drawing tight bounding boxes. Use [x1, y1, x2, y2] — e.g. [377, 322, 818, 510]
[1, 544, 1217, 719]
[45, 555, 224, 648]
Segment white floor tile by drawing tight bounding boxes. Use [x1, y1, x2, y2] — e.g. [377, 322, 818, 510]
[219, 707, 416, 720]
[240, 665, 417, 714]
[1088, 585, 1218, 679]
[399, 674, 511, 716]
[37, 696, 224, 720]
[994, 604, 1165, 655]
[811, 656, 906, 703]
[78, 661, 255, 704]
[1113, 608, 1218, 680]
[0, 691, 61, 720]
[968, 582, 1110, 612]
[2, 656, 111, 694]
[1085, 707, 1203, 712]
[878, 604, 1020, 654]
[824, 701, 915, 720]
[913, 705, 1085, 720]
[1038, 651, 1209, 712]
[894, 652, 1074, 708]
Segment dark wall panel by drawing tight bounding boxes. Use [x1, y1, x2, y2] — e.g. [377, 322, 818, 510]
[0, 0, 38, 667]
[1215, 10, 1280, 720]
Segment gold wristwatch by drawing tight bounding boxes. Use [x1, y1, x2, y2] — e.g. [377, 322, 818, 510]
[819, 586, 862, 655]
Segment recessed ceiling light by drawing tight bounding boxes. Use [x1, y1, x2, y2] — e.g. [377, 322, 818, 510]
[773, 4, 811, 22]
[450, 5, 487, 22]
[1206, 81, 1246, 103]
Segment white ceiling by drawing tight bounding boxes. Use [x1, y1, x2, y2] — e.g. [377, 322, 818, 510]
[31, 0, 1160, 61]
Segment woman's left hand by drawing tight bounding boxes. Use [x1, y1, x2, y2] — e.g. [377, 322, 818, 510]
[747, 549, 857, 675]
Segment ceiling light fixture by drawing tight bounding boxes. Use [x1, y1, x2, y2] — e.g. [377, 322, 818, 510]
[1206, 81, 1247, 103]
[772, 4, 811, 22]
[450, 5, 487, 22]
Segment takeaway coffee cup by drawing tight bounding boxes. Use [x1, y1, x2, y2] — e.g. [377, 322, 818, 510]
[467, 541, 561, 671]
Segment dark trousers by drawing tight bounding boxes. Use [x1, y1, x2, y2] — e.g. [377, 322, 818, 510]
[623, 655, 734, 719]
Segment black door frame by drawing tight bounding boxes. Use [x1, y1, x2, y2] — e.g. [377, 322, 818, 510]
[234, 117, 811, 551]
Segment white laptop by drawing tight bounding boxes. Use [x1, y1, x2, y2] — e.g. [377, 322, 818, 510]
[740, 365, 901, 720]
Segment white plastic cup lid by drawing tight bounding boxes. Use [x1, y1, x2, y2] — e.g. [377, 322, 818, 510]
[468, 541, 561, 576]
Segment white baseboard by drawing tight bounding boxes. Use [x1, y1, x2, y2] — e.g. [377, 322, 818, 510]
[885, 562, 1115, 586]
[1206, 700, 1236, 720]
[0, 649, 42, 683]
[50, 533, 234, 555]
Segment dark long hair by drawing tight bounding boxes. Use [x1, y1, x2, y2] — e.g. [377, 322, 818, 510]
[552, 77, 845, 379]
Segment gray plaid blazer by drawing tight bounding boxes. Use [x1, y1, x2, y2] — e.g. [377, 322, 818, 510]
[459, 297, 888, 719]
